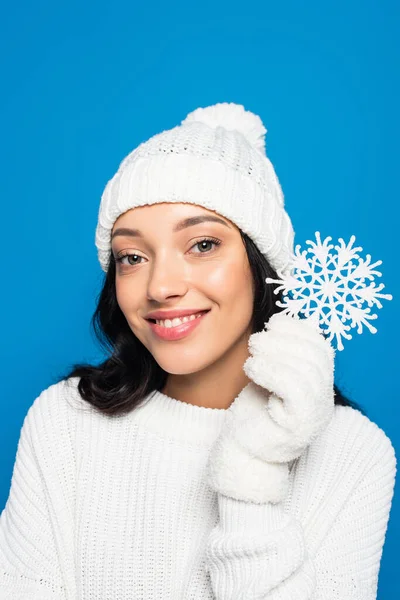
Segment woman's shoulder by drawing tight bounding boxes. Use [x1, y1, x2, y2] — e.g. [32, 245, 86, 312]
[297, 403, 397, 494]
[328, 403, 396, 466]
[290, 404, 397, 558]
[23, 376, 87, 436]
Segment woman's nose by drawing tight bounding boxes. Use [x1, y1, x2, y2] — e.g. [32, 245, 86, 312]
[146, 255, 189, 301]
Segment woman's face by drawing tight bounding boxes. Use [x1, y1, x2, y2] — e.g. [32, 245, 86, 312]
[111, 202, 254, 376]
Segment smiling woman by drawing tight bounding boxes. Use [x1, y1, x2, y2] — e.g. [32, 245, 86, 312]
[59, 200, 364, 416]
[0, 102, 395, 600]
[100, 202, 258, 408]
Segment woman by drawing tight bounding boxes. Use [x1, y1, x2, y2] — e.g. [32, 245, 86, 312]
[0, 102, 396, 599]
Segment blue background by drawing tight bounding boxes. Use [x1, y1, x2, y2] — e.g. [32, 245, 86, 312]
[1, 0, 398, 596]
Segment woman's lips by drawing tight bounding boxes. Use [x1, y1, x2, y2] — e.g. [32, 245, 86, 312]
[146, 310, 210, 341]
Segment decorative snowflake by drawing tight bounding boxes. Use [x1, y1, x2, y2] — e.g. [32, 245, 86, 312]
[265, 232, 393, 351]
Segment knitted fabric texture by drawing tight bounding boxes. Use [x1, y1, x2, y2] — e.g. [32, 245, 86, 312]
[95, 102, 295, 276]
[0, 378, 396, 599]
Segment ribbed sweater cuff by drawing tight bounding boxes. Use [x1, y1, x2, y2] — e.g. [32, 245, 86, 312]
[217, 494, 292, 534]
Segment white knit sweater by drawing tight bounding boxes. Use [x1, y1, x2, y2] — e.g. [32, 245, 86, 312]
[0, 376, 396, 599]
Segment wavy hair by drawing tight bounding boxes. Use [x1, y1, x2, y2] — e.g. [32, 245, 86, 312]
[57, 230, 367, 417]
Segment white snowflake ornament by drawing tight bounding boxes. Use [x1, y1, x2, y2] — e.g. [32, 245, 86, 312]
[265, 232, 393, 351]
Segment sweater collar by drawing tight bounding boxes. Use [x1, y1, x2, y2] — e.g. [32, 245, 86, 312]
[131, 389, 228, 446]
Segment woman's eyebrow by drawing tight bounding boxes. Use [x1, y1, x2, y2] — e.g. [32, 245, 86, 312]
[111, 215, 232, 240]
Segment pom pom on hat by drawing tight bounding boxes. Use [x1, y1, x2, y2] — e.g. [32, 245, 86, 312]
[181, 102, 268, 155]
[95, 101, 295, 277]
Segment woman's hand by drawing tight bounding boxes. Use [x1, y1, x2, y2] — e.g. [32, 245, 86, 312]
[206, 311, 336, 504]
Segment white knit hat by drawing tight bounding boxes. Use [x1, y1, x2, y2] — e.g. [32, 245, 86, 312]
[95, 102, 295, 276]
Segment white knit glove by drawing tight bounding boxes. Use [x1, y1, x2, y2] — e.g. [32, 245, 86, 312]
[206, 311, 336, 504]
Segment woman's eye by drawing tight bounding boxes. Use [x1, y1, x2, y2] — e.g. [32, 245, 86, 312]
[115, 237, 221, 268]
[115, 254, 144, 267]
[190, 237, 221, 254]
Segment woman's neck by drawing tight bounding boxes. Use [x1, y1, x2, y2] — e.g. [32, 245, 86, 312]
[161, 333, 253, 410]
